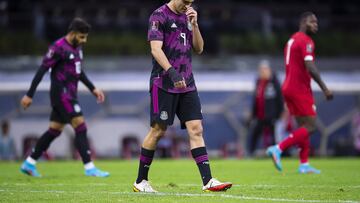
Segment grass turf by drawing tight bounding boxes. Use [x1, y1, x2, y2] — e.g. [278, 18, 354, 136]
[0, 158, 359, 202]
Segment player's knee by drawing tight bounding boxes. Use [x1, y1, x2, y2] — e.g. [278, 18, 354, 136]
[188, 125, 203, 138]
[155, 131, 166, 141]
[150, 124, 167, 141]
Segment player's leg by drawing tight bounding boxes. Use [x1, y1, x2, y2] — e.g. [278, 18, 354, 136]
[249, 119, 264, 155]
[267, 94, 315, 172]
[20, 108, 65, 177]
[179, 91, 232, 192]
[70, 116, 109, 177]
[295, 116, 320, 174]
[185, 120, 232, 191]
[133, 123, 167, 192]
[134, 87, 175, 192]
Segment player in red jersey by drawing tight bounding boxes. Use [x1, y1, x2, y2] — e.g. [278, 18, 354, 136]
[266, 12, 333, 174]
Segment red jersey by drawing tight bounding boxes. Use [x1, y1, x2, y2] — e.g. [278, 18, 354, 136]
[282, 32, 315, 96]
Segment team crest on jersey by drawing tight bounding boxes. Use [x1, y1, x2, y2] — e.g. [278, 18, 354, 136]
[306, 43, 313, 53]
[69, 53, 75, 60]
[75, 61, 81, 74]
[160, 111, 168, 120]
[46, 48, 54, 58]
[79, 50, 83, 59]
[187, 21, 192, 31]
[151, 21, 159, 31]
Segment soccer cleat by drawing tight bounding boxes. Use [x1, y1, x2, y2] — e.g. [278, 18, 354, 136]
[202, 178, 232, 192]
[20, 161, 41, 177]
[85, 167, 110, 177]
[266, 145, 283, 172]
[133, 180, 158, 193]
[298, 164, 321, 174]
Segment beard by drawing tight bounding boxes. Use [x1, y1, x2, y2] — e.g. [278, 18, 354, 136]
[71, 37, 80, 47]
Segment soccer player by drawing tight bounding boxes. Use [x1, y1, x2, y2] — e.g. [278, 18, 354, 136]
[266, 12, 333, 174]
[133, 0, 232, 192]
[20, 18, 109, 178]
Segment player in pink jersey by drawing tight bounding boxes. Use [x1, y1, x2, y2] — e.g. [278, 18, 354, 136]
[133, 0, 232, 193]
[20, 18, 109, 178]
[267, 12, 333, 174]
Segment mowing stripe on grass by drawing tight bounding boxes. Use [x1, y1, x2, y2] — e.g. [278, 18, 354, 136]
[0, 189, 358, 203]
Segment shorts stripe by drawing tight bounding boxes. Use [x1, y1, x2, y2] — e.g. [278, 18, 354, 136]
[60, 94, 73, 113]
[152, 85, 159, 114]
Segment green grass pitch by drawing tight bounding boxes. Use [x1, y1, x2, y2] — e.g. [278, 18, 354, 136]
[0, 158, 359, 202]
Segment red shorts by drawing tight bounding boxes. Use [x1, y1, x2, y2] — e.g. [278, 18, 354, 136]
[283, 92, 316, 116]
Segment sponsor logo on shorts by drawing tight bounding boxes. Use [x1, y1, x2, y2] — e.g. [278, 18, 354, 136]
[160, 111, 168, 120]
[74, 104, 81, 113]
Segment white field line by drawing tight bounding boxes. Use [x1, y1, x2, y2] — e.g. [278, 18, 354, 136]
[1, 182, 360, 189]
[0, 189, 358, 203]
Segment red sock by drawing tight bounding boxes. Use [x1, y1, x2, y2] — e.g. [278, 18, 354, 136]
[299, 137, 310, 164]
[279, 127, 309, 151]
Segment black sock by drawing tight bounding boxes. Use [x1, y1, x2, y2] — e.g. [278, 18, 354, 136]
[136, 147, 155, 184]
[191, 147, 212, 185]
[74, 123, 91, 164]
[30, 128, 61, 160]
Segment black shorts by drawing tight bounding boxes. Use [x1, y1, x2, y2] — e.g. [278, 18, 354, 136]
[50, 101, 83, 124]
[150, 85, 203, 129]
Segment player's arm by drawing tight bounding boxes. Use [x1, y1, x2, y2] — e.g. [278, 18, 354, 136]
[305, 61, 333, 100]
[21, 47, 60, 109]
[21, 67, 47, 109]
[186, 7, 203, 54]
[79, 71, 105, 103]
[150, 40, 186, 88]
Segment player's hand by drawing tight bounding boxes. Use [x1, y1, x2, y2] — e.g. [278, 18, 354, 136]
[186, 7, 198, 25]
[324, 89, 333, 101]
[21, 95, 32, 110]
[92, 88, 105, 103]
[174, 78, 187, 89]
[167, 67, 186, 89]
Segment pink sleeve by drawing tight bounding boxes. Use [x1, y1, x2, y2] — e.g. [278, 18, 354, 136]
[147, 11, 165, 41]
[41, 45, 61, 70]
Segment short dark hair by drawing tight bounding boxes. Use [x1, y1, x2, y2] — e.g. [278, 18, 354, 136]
[68, 17, 91, 33]
[300, 11, 315, 23]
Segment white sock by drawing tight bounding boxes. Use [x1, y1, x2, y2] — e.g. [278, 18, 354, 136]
[301, 162, 309, 166]
[26, 157, 37, 165]
[276, 145, 282, 153]
[84, 162, 95, 170]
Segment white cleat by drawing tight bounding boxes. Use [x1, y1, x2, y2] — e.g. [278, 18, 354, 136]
[202, 178, 232, 192]
[133, 180, 158, 193]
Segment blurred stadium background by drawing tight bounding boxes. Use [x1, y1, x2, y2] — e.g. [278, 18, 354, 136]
[0, 0, 360, 160]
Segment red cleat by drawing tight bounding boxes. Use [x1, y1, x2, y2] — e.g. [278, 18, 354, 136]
[202, 178, 232, 192]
